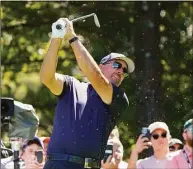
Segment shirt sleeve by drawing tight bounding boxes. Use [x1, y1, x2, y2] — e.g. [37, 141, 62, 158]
[136, 159, 145, 169]
[166, 152, 180, 169]
[58, 75, 75, 98]
[108, 84, 129, 122]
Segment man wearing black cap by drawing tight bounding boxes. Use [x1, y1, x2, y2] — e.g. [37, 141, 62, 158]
[40, 18, 135, 169]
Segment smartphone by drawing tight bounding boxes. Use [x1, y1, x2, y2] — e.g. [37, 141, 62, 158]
[35, 150, 43, 163]
[141, 127, 151, 140]
[103, 143, 113, 163]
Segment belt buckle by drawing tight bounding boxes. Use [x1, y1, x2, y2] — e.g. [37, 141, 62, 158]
[84, 158, 92, 168]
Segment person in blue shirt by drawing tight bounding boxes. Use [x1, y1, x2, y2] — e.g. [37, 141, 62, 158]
[40, 18, 135, 169]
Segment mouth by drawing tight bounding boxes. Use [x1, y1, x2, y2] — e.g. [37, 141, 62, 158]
[112, 74, 121, 81]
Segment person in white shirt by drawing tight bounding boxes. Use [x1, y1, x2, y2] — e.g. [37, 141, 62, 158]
[101, 128, 128, 169]
[128, 121, 176, 169]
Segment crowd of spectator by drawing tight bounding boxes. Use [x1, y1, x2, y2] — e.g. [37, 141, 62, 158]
[1, 118, 192, 169]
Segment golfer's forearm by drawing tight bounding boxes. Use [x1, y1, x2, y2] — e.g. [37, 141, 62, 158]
[40, 38, 62, 83]
[70, 38, 112, 104]
[71, 40, 105, 81]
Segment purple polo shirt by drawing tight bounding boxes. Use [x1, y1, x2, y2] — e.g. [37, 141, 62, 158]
[47, 75, 129, 160]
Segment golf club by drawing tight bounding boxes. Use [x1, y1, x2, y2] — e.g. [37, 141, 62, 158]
[56, 13, 100, 30]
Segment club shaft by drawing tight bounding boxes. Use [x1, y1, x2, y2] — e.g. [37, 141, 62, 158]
[55, 13, 97, 30]
[71, 13, 95, 22]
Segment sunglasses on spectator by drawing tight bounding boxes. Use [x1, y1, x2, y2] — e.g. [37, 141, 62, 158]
[169, 145, 183, 151]
[151, 132, 167, 140]
[103, 61, 128, 77]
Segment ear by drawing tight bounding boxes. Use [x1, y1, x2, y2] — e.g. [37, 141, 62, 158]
[182, 132, 186, 141]
[20, 152, 24, 160]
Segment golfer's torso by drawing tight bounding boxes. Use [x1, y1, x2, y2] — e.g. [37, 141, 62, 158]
[48, 76, 113, 159]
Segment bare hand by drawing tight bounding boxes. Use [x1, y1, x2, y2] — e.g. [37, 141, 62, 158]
[133, 134, 151, 154]
[26, 160, 44, 169]
[101, 155, 119, 169]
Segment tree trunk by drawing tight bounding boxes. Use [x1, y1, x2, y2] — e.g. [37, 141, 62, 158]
[134, 1, 164, 157]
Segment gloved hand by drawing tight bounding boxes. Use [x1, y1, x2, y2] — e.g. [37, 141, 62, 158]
[51, 19, 67, 38]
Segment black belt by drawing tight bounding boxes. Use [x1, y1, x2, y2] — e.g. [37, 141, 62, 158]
[47, 153, 100, 168]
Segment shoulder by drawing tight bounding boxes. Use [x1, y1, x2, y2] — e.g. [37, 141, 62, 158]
[58, 75, 88, 97]
[137, 156, 154, 165]
[111, 85, 129, 104]
[63, 75, 89, 90]
[118, 160, 128, 169]
[66, 75, 88, 86]
[169, 150, 183, 161]
[166, 151, 182, 169]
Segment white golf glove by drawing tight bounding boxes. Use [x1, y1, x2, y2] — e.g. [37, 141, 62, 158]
[51, 19, 66, 38]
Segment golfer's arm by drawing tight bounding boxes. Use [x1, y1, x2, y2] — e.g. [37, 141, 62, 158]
[71, 39, 113, 104]
[40, 38, 65, 95]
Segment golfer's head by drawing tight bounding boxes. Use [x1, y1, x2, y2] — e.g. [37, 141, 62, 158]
[99, 53, 135, 86]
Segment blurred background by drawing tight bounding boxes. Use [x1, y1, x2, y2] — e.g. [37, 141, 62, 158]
[1, 1, 193, 159]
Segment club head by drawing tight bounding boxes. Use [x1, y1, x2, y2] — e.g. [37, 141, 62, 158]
[94, 14, 100, 28]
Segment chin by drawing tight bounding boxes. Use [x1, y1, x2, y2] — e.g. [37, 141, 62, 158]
[110, 80, 120, 87]
[109, 76, 122, 86]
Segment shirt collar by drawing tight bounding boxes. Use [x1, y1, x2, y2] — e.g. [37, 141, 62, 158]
[184, 145, 193, 158]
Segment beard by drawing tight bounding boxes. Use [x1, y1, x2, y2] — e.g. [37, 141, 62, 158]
[186, 136, 193, 147]
[110, 73, 121, 86]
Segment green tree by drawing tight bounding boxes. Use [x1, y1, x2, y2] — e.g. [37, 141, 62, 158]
[1, 1, 193, 159]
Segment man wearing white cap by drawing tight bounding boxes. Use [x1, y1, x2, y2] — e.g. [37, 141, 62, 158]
[128, 121, 175, 169]
[169, 138, 183, 152]
[40, 18, 135, 169]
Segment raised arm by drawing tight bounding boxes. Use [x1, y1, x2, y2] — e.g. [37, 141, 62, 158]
[128, 135, 150, 169]
[40, 38, 65, 95]
[40, 19, 70, 95]
[64, 18, 113, 104]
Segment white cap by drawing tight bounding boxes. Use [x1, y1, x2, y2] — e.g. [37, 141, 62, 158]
[169, 138, 183, 146]
[148, 121, 170, 135]
[100, 53, 135, 73]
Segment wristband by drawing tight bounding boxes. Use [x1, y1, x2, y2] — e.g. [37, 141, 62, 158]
[69, 36, 78, 44]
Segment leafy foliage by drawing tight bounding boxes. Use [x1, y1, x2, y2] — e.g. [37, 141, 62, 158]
[1, 1, 193, 159]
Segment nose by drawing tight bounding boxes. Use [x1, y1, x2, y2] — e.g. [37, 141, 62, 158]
[116, 67, 124, 74]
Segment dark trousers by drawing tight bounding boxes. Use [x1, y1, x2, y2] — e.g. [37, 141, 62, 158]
[43, 160, 100, 169]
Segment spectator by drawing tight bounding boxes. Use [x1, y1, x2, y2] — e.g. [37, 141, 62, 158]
[20, 137, 45, 169]
[167, 119, 193, 169]
[169, 138, 183, 152]
[40, 137, 50, 156]
[1, 137, 45, 169]
[109, 126, 120, 140]
[128, 121, 176, 169]
[101, 128, 128, 169]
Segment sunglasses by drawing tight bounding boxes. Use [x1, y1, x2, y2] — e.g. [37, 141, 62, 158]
[169, 145, 183, 151]
[151, 132, 167, 140]
[104, 61, 128, 77]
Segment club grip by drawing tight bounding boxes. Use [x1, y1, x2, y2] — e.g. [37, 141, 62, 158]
[56, 24, 62, 30]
